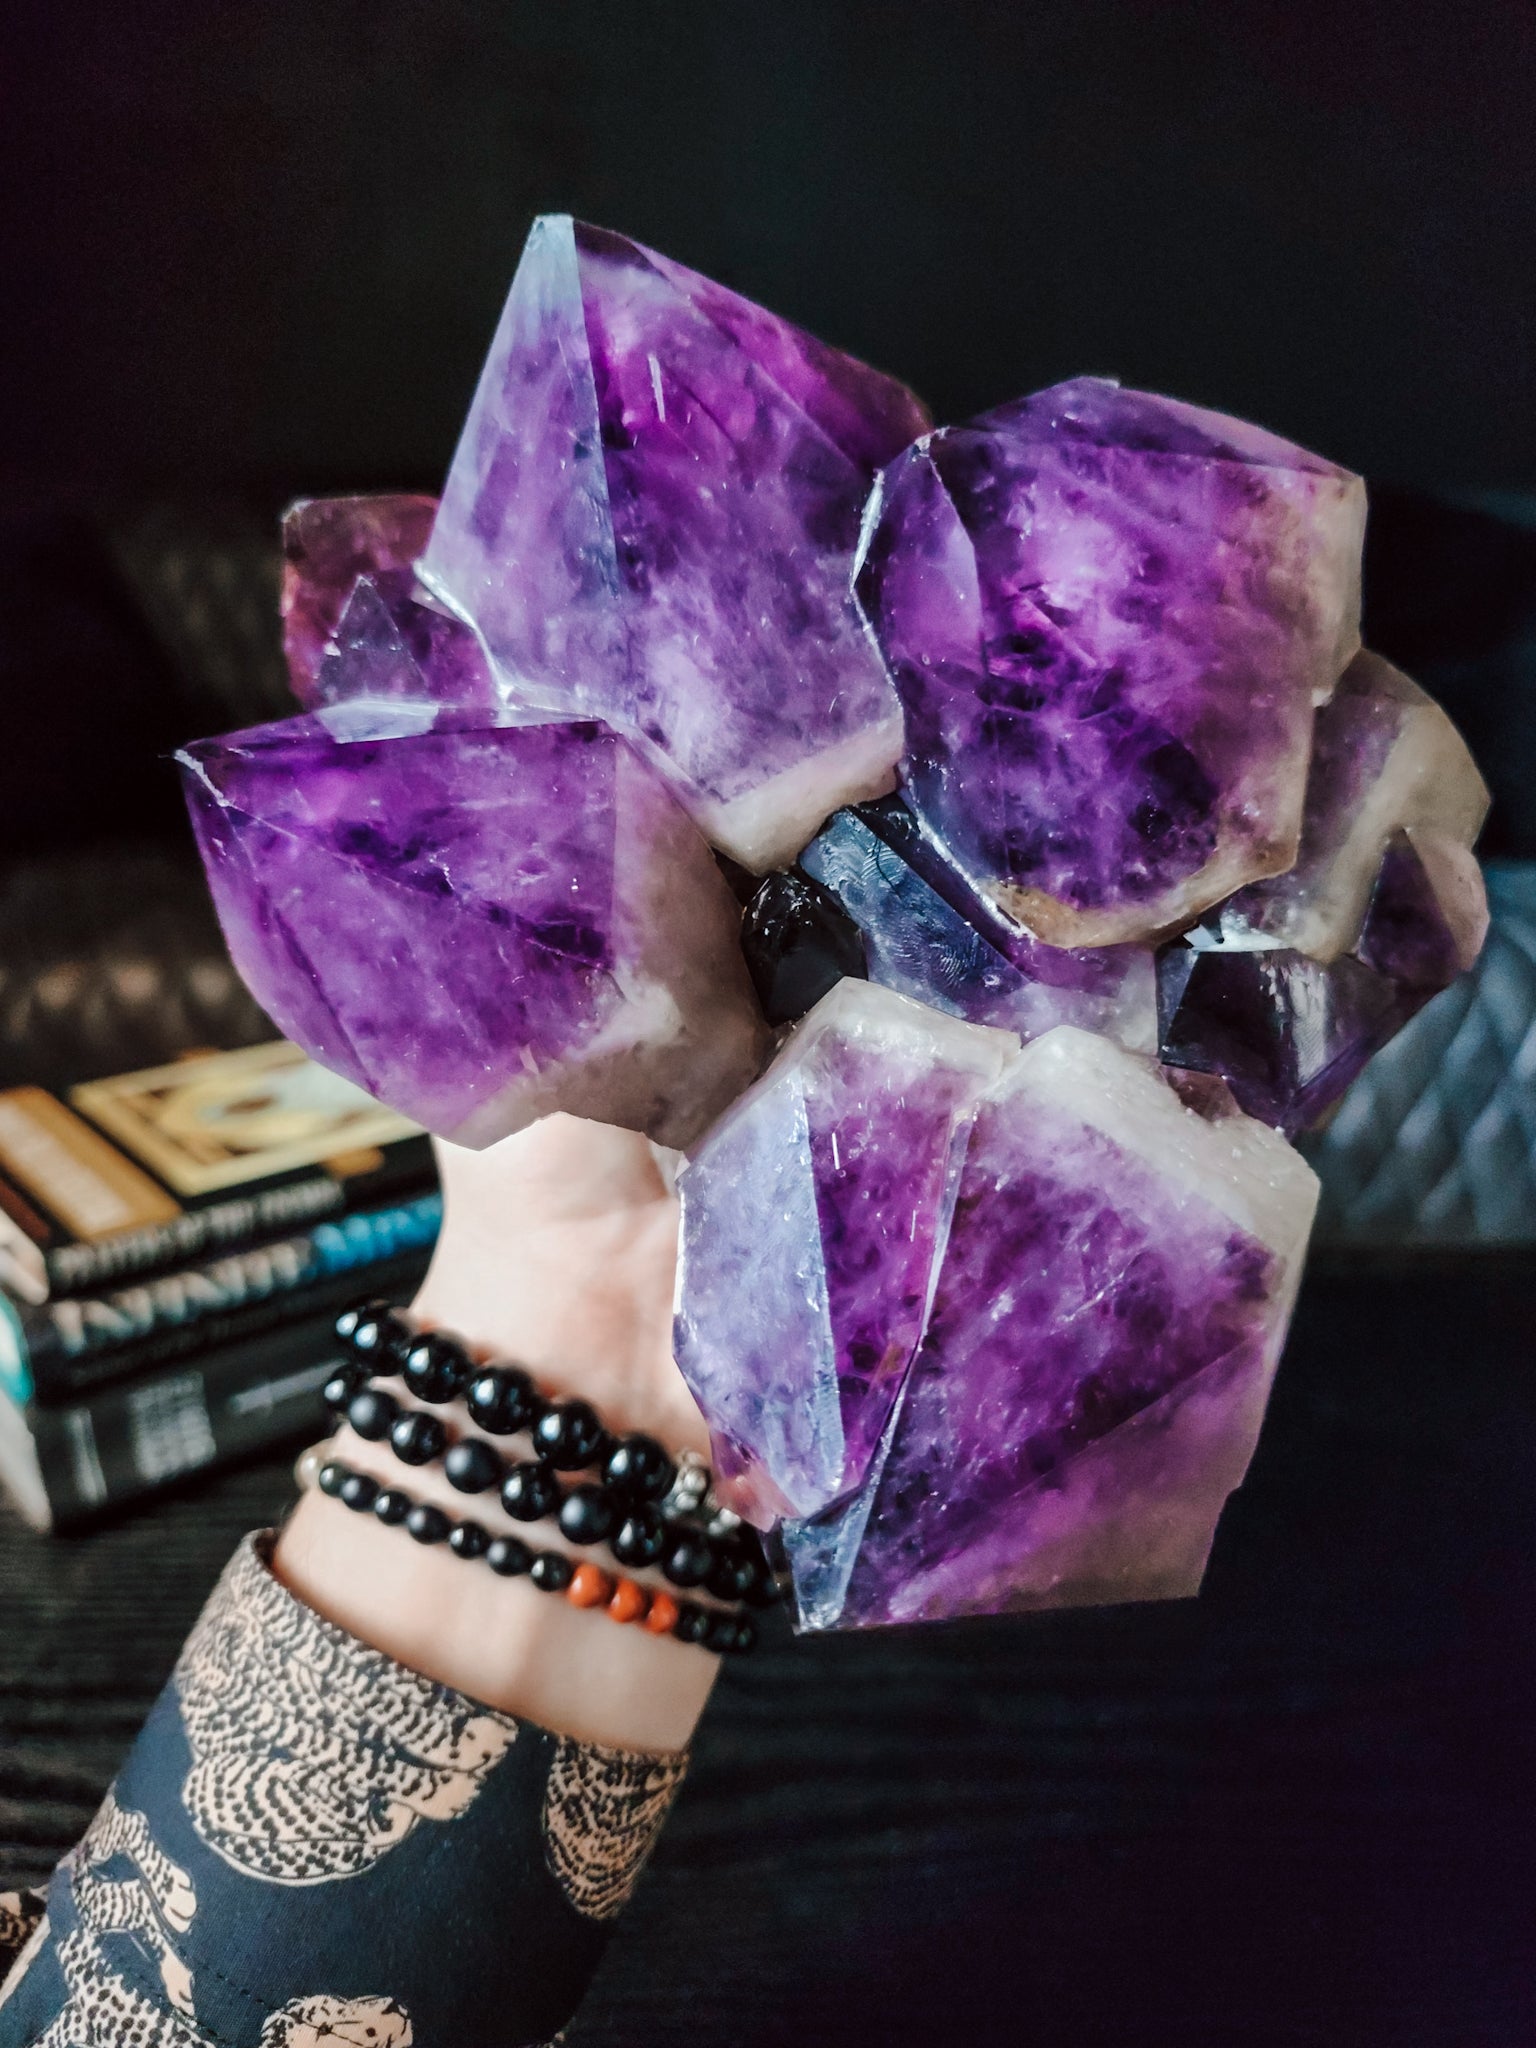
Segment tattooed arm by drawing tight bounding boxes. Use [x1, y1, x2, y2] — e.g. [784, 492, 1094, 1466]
[0, 1118, 717, 2048]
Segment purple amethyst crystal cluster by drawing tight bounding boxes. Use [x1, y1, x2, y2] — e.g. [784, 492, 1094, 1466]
[181, 213, 1490, 1632]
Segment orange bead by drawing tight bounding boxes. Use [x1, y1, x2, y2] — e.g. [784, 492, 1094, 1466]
[607, 1578, 649, 1625]
[566, 1563, 612, 1609]
[642, 1591, 680, 1636]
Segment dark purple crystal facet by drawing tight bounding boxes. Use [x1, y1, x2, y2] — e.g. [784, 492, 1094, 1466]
[1158, 830, 1484, 1135]
[1209, 649, 1489, 962]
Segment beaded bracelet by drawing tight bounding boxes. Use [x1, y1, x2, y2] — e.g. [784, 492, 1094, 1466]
[337, 1298, 706, 1500]
[295, 1446, 758, 1657]
[328, 1303, 781, 1609]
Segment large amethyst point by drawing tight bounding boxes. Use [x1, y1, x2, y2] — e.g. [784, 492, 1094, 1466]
[856, 378, 1366, 946]
[800, 806, 1157, 1052]
[674, 979, 1015, 1526]
[785, 1027, 1318, 1628]
[421, 215, 931, 871]
[178, 713, 769, 1149]
[281, 494, 439, 702]
[1207, 650, 1490, 962]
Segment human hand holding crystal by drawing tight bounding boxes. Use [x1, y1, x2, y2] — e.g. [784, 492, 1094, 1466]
[197, 214, 1492, 1639]
[277, 1116, 719, 1752]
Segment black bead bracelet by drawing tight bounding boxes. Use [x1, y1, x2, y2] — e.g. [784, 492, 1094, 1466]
[309, 1454, 756, 1656]
[330, 1300, 782, 1608]
[334, 1304, 678, 1493]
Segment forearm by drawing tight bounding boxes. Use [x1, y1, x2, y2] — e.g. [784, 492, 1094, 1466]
[276, 1122, 719, 1752]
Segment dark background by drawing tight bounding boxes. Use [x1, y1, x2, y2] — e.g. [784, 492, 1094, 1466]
[7, 0, 1536, 498]
[4, 0, 1536, 868]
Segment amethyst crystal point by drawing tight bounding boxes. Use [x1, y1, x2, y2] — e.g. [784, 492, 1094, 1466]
[1161, 822, 1489, 1136]
[281, 494, 439, 701]
[420, 214, 931, 871]
[1207, 650, 1490, 962]
[1156, 945, 1403, 1137]
[310, 575, 498, 717]
[178, 714, 769, 1149]
[674, 979, 1016, 1527]
[801, 806, 1157, 1052]
[855, 378, 1366, 947]
[785, 1027, 1319, 1629]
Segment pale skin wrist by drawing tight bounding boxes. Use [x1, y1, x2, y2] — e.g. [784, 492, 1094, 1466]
[274, 1115, 720, 1754]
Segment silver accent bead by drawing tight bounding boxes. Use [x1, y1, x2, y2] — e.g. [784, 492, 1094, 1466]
[293, 1439, 334, 1493]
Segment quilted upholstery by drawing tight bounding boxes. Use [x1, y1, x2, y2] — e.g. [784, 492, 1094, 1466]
[1308, 862, 1536, 1243]
[0, 847, 271, 1093]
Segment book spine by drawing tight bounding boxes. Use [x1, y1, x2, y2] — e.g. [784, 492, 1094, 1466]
[40, 1146, 433, 1295]
[43, 1173, 348, 1293]
[26, 1315, 352, 1530]
[4, 1193, 442, 1404]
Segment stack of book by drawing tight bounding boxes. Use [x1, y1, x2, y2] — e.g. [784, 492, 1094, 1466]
[0, 1040, 440, 1530]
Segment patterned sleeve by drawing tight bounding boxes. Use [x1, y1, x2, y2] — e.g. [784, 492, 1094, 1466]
[0, 1534, 687, 2048]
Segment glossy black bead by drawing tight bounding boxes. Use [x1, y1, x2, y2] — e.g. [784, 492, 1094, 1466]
[389, 1410, 447, 1467]
[557, 1485, 619, 1547]
[533, 1399, 609, 1472]
[741, 1556, 783, 1608]
[406, 1503, 452, 1545]
[705, 1548, 759, 1602]
[335, 1297, 391, 1348]
[661, 1531, 714, 1589]
[741, 867, 868, 1025]
[500, 1461, 562, 1522]
[372, 1488, 411, 1526]
[350, 1304, 414, 1365]
[466, 1366, 541, 1437]
[317, 1460, 347, 1497]
[486, 1535, 533, 1577]
[448, 1519, 490, 1560]
[402, 1332, 471, 1404]
[529, 1551, 574, 1593]
[726, 1614, 758, 1655]
[671, 1600, 711, 1645]
[610, 1505, 667, 1570]
[700, 1608, 742, 1655]
[338, 1471, 379, 1513]
[444, 1438, 504, 1495]
[346, 1386, 400, 1442]
[603, 1434, 675, 1502]
[322, 1367, 363, 1414]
